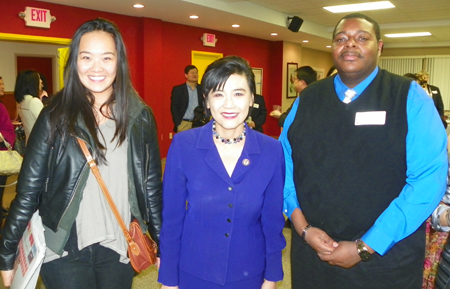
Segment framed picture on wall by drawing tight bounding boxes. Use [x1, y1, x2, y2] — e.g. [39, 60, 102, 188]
[312, 67, 325, 80]
[287, 62, 298, 98]
[252, 68, 263, 95]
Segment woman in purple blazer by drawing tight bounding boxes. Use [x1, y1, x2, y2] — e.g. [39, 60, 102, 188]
[158, 56, 286, 289]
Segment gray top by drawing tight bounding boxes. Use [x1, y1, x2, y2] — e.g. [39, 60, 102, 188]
[45, 119, 130, 262]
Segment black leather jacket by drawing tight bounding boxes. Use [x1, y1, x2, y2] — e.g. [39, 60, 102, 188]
[0, 92, 162, 270]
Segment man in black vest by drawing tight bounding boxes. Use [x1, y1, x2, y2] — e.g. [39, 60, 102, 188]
[280, 13, 448, 289]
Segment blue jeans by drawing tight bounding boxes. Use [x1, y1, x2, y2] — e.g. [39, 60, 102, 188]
[41, 243, 135, 289]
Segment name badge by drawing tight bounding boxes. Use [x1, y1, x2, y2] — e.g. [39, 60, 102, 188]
[432, 90, 438, 94]
[355, 111, 386, 126]
[253, 103, 259, 108]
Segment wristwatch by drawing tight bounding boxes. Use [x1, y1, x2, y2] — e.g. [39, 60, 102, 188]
[355, 239, 373, 262]
[301, 224, 312, 245]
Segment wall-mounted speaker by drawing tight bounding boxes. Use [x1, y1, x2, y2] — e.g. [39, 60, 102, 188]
[287, 16, 304, 32]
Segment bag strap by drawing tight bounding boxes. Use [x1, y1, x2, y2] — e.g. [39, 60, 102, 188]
[0, 132, 13, 151]
[77, 139, 137, 250]
[0, 180, 18, 188]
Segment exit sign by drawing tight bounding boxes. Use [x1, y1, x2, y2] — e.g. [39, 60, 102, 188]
[21, 7, 55, 28]
[202, 33, 217, 47]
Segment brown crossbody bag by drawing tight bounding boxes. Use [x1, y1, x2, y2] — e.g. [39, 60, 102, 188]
[77, 138, 158, 273]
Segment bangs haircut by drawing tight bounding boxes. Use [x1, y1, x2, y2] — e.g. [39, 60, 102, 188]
[201, 55, 255, 99]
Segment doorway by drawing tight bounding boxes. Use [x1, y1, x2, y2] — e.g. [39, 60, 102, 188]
[191, 51, 223, 82]
[16, 56, 53, 96]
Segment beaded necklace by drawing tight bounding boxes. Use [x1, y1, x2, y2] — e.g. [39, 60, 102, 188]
[212, 121, 246, 145]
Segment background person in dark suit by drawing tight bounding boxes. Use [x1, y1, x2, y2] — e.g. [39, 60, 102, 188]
[269, 66, 317, 127]
[417, 70, 446, 128]
[170, 65, 204, 132]
[248, 94, 267, 133]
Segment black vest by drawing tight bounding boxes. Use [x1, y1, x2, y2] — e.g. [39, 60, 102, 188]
[288, 70, 411, 240]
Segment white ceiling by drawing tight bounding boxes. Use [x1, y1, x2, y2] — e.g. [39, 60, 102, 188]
[36, 0, 450, 52]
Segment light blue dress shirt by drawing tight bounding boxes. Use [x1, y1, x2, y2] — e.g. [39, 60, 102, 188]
[182, 83, 199, 121]
[280, 67, 448, 255]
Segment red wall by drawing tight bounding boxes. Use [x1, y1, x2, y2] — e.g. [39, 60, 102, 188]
[1, 0, 143, 92]
[17, 56, 53, 95]
[1, 0, 283, 156]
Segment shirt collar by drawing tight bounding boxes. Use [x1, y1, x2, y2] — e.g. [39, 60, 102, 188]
[186, 82, 198, 91]
[334, 67, 379, 101]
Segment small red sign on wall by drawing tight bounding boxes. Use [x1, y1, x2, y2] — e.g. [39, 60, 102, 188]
[202, 33, 217, 47]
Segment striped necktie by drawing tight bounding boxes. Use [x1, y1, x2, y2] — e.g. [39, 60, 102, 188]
[343, 89, 356, 104]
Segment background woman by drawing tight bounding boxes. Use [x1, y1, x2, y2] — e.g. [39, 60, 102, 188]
[429, 163, 450, 288]
[0, 76, 16, 221]
[14, 69, 44, 144]
[158, 56, 286, 289]
[0, 18, 162, 289]
[39, 73, 51, 105]
[416, 70, 447, 129]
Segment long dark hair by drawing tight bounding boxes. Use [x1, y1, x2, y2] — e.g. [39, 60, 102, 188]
[48, 18, 133, 164]
[14, 70, 40, 103]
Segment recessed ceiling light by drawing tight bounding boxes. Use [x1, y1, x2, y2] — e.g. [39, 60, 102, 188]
[384, 32, 432, 38]
[232, 24, 240, 28]
[302, 40, 309, 43]
[271, 33, 278, 36]
[190, 15, 199, 19]
[324, 1, 394, 13]
[133, 4, 144, 8]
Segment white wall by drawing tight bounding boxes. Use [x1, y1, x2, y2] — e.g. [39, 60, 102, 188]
[0, 41, 66, 93]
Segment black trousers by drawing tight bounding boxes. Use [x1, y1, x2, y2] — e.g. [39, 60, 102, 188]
[41, 244, 135, 289]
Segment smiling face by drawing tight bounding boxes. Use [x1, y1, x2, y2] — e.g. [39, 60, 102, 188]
[332, 17, 383, 86]
[206, 73, 254, 136]
[77, 31, 117, 102]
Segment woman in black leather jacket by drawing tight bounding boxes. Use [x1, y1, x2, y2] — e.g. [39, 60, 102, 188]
[0, 18, 162, 289]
